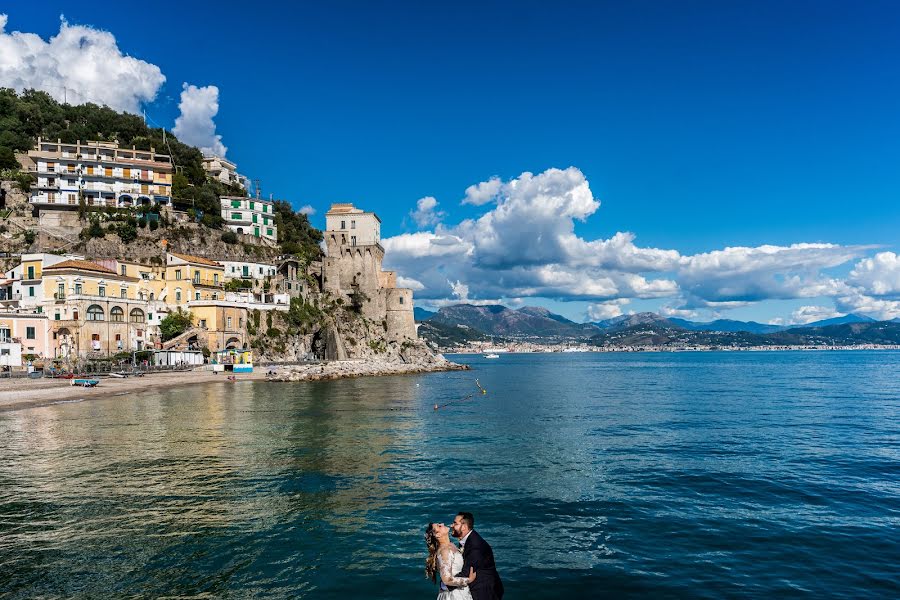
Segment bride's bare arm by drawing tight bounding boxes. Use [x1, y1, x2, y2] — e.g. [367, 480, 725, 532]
[438, 548, 476, 587]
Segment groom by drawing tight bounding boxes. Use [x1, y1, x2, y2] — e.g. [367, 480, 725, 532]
[452, 512, 504, 600]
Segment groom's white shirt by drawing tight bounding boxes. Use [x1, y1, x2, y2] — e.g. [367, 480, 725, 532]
[458, 530, 472, 550]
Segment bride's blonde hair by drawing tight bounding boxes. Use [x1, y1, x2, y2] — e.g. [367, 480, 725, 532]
[424, 523, 439, 584]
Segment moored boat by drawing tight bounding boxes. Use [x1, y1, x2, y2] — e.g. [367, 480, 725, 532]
[71, 379, 99, 387]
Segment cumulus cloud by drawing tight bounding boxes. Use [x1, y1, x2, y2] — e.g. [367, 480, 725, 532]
[410, 196, 445, 228]
[172, 83, 227, 157]
[0, 14, 165, 113]
[462, 176, 502, 205]
[587, 299, 630, 321]
[848, 252, 900, 297]
[298, 205, 316, 216]
[380, 166, 887, 322]
[397, 276, 424, 291]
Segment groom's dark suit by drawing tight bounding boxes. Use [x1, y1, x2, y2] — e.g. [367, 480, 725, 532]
[456, 530, 504, 600]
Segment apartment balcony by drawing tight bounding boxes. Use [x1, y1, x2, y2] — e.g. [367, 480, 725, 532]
[191, 278, 224, 288]
[0, 293, 23, 303]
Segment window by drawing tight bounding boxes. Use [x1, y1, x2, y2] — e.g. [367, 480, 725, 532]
[351, 236, 357, 246]
[193, 271, 200, 284]
[110, 306, 124, 322]
[213, 274, 219, 284]
[57, 283, 64, 298]
[120, 265, 127, 276]
[75, 283, 82, 295]
[399, 296, 404, 304]
[175, 270, 182, 280]
[55, 313, 60, 321]
[227, 316, 233, 329]
[98, 286, 106, 297]
[249, 201, 255, 210]
[29, 286, 35, 297]
[242, 266, 249, 277]
[259, 267, 264, 275]
[199, 319, 207, 328]
[231, 200, 240, 208]
[252, 213, 258, 224]
[26, 327, 35, 339]
[87, 305, 105, 321]
[0, 328, 9, 342]
[27, 266, 35, 279]
[239, 318, 244, 327]
[175, 289, 182, 302]
[267, 228, 273, 237]
[195, 291, 200, 300]
[351, 220, 356, 229]
[148, 313, 153, 321]
[340, 220, 346, 229]
[232, 212, 242, 220]
[130, 308, 144, 323]
[120, 288, 126, 299]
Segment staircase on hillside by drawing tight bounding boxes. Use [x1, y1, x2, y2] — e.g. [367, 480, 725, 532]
[162, 327, 205, 351]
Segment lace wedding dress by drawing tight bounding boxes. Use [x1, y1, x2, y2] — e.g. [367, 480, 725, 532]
[436, 546, 472, 600]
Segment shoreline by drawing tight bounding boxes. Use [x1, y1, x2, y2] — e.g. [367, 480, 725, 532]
[4, 359, 469, 413]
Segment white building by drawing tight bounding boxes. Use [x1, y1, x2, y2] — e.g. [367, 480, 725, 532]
[27, 138, 173, 209]
[220, 196, 278, 243]
[202, 156, 248, 189]
[324, 203, 381, 247]
[221, 261, 277, 281]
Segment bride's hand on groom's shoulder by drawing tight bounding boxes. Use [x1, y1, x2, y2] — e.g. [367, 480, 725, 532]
[467, 567, 476, 583]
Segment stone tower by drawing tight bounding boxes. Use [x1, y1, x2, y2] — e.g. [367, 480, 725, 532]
[322, 203, 416, 341]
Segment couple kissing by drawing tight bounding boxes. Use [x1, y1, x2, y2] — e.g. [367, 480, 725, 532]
[424, 512, 504, 600]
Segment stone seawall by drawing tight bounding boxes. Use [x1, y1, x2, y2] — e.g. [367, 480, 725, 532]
[269, 356, 469, 382]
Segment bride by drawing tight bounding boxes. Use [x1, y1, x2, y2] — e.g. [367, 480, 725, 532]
[425, 522, 476, 599]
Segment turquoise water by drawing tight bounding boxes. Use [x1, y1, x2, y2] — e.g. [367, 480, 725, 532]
[1, 352, 899, 598]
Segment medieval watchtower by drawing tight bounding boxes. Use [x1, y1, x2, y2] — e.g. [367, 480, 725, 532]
[322, 203, 416, 341]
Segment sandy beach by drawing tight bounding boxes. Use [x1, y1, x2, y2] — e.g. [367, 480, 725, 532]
[3, 357, 468, 413]
[2, 370, 270, 413]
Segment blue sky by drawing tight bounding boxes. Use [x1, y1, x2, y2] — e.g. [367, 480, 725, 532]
[4, 2, 900, 323]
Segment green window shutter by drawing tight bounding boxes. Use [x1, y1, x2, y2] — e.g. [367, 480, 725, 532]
[253, 214, 257, 224]
[231, 200, 240, 208]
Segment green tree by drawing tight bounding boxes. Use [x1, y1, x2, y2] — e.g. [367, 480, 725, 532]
[0, 146, 17, 169]
[160, 308, 194, 341]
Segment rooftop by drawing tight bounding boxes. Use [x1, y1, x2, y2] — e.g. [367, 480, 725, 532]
[43, 259, 118, 275]
[168, 252, 223, 268]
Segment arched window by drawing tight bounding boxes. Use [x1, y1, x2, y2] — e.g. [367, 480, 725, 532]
[175, 288, 182, 302]
[87, 305, 104, 321]
[110, 306, 124, 322]
[130, 308, 145, 323]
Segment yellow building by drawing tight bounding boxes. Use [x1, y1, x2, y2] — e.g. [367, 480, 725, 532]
[41, 259, 156, 357]
[189, 302, 248, 352]
[163, 252, 226, 304]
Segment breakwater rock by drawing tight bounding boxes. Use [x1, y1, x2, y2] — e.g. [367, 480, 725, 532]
[269, 355, 469, 382]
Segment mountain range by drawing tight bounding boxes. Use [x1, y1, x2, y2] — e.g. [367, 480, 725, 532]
[415, 303, 887, 344]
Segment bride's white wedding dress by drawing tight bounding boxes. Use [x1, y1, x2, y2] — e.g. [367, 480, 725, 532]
[436, 546, 472, 600]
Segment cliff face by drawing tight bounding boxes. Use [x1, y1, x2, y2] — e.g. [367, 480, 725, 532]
[249, 296, 443, 366]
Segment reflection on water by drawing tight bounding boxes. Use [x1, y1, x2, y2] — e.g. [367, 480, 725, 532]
[2, 352, 900, 598]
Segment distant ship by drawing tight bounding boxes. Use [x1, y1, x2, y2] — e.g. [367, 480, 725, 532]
[484, 353, 500, 359]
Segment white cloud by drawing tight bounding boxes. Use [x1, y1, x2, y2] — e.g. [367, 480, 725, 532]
[397, 276, 424, 291]
[835, 290, 900, 321]
[0, 14, 165, 113]
[659, 305, 700, 319]
[410, 196, 445, 228]
[298, 205, 316, 216]
[787, 305, 843, 325]
[383, 166, 881, 325]
[462, 176, 502, 205]
[587, 299, 630, 321]
[848, 252, 900, 297]
[172, 83, 226, 157]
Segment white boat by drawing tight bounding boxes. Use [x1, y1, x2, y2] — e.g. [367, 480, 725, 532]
[484, 353, 500, 359]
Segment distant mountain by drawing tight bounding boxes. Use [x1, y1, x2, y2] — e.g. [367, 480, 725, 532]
[668, 318, 782, 334]
[792, 314, 875, 329]
[429, 304, 599, 338]
[416, 319, 491, 348]
[590, 319, 900, 348]
[593, 312, 671, 331]
[414, 307, 436, 321]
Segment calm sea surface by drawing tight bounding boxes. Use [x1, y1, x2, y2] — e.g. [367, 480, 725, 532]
[1, 352, 899, 598]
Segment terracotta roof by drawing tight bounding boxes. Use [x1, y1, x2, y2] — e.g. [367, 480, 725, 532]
[43, 259, 117, 275]
[168, 252, 222, 267]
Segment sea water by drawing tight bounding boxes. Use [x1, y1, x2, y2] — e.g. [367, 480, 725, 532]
[1, 351, 898, 598]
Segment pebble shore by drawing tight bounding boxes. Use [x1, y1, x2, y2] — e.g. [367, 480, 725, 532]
[269, 356, 469, 382]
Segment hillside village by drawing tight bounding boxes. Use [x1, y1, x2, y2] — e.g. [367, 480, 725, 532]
[0, 91, 424, 373]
